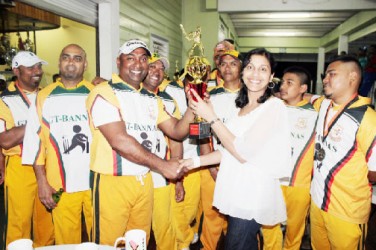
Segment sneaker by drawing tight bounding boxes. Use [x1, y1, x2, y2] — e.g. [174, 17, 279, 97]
[182, 247, 190, 250]
[191, 232, 199, 244]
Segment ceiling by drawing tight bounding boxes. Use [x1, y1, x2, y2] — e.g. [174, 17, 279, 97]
[230, 11, 357, 38]
[6, 0, 376, 57]
[217, 0, 376, 55]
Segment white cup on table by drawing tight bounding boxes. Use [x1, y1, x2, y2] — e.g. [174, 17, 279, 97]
[114, 229, 146, 250]
[8, 239, 33, 250]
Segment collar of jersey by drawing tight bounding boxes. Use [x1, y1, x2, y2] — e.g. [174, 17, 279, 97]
[112, 73, 143, 92]
[56, 79, 85, 89]
[223, 85, 240, 93]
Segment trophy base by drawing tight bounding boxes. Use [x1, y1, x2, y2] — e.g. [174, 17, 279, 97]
[189, 122, 211, 139]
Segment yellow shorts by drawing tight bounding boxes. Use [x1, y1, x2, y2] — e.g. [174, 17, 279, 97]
[92, 172, 153, 246]
[310, 201, 366, 250]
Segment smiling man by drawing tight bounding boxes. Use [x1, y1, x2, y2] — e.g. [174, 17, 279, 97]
[143, 53, 186, 250]
[86, 39, 194, 245]
[0, 51, 54, 248]
[22, 44, 94, 244]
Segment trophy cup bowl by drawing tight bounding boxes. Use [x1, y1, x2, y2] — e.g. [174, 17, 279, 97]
[186, 56, 211, 139]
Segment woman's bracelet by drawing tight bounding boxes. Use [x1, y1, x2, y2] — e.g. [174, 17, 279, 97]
[209, 117, 221, 126]
[192, 156, 201, 168]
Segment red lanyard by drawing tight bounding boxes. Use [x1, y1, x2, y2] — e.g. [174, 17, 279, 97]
[14, 81, 32, 107]
[322, 94, 358, 141]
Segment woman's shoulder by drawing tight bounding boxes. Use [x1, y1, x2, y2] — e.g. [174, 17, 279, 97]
[267, 96, 285, 106]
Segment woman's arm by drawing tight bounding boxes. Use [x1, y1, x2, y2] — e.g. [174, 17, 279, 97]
[189, 89, 245, 162]
[179, 150, 222, 170]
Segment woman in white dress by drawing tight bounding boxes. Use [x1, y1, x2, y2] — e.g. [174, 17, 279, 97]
[180, 48, 292, 249]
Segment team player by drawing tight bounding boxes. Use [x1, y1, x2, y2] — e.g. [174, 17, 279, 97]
[262, 66, 317, 250]
[207, 40, 235, 89]
[310, 55, 376, 249]
[86, 39, 194, 246]
[0, 51, 54, 248]
[164, 72, 203, 250]
[143, 53, 185, 250]
[22, 44, 93, 244]
[198, 50, 242, 250]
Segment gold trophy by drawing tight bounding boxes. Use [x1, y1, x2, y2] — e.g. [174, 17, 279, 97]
[180, 24, 211, 139]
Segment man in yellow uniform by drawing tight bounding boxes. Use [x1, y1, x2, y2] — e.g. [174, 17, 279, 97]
[86, 39, 194, 246]
[164, 72, 202, 250]
[311, 55, 376, 249]
[262, 66, 317, 250]
[207, 40, 235, 90]
[143, 53, 185, 250]
[0, 51, 54, 248]
[22, 44, 93, 244]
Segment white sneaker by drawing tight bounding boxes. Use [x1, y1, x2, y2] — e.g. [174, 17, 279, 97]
[191, 232, 199, 244]
[181, 248, 190, 250]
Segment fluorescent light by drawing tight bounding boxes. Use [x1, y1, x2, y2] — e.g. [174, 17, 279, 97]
[268, 13, 311, 18]
[263, 32, 296, 36]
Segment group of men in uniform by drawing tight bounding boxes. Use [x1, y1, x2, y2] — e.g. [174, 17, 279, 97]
[0, 36, 375, 250]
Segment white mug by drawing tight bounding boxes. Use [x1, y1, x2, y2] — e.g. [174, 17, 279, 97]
[75, 242, 99, 250]
[8, 239, 33, 250]
[114, 229, 146, 250]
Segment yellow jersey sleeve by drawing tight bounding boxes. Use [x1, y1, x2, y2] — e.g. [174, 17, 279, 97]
[156, 97, 172, 125]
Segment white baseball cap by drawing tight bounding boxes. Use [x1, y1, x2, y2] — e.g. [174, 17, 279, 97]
[118, 39, 151, 57]
[12, 51, 48, 69]
[0, 74, 5, 81]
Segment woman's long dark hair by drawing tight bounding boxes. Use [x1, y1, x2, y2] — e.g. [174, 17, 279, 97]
[235, 48, 277, 108]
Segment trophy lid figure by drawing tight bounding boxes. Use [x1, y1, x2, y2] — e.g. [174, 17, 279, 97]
[180, 24, 205, 58]
[180, 24, 211, 139]
[180, 24, 210, 83]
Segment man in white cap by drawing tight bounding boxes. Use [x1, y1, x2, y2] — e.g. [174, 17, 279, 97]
[0, 51, 54, 248]
[86, 39, 194, 245]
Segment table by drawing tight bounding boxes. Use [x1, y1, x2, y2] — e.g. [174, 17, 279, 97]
[35, 244, 116, 250]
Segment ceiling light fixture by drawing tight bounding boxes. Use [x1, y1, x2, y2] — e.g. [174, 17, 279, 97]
[268, 13, 311, 18]
[263, 32, 296, 36]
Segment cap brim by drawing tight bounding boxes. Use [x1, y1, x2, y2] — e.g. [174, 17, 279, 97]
[149, 57, 169, 70]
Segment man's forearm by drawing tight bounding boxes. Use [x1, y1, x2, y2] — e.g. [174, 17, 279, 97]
[98, 121, 184, 180]
[0, 125, 25, 149]
[169, 139, 183, 160]
[172, 108, 195, 140]
[111, 133, 167, 173]
[34, 164, 48, 185]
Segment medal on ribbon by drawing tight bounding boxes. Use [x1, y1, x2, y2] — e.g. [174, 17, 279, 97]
[315, 143, 326, 161]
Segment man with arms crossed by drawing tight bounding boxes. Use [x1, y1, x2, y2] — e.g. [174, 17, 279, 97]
[0, 51, 54, 248]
